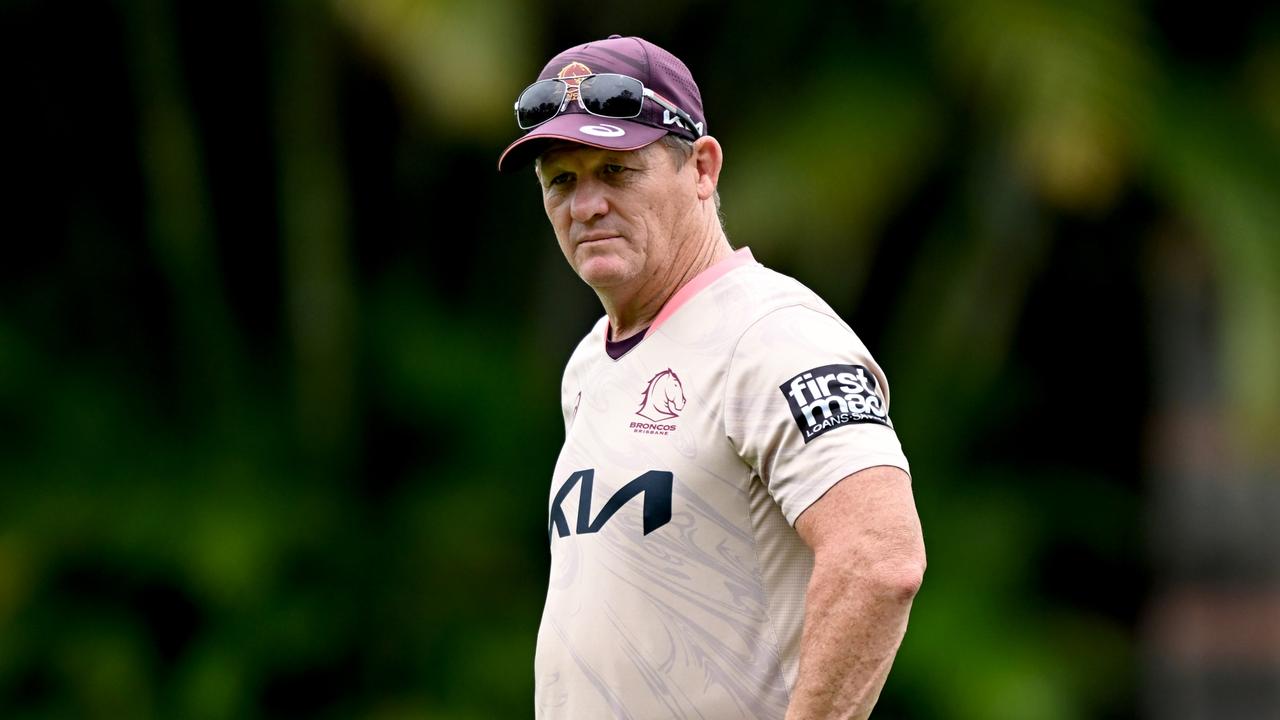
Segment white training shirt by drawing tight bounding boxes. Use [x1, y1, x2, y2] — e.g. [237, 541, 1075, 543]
[536, 248, 911, 719]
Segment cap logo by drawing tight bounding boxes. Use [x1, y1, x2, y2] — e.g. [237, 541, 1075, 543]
[579, 123, 625, 138]
[557, 61, 592, 101]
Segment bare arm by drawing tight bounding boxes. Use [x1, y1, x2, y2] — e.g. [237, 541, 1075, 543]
[784, 465, 926, 720]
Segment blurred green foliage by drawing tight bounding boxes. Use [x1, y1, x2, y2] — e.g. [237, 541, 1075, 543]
[2, 0, 1278, 717]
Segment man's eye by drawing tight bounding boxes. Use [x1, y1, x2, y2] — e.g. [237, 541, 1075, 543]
[549, 172, 573, 186]
[602, 164, 625, 175]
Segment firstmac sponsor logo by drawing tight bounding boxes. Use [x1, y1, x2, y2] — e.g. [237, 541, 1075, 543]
[781, 363, 889, 443]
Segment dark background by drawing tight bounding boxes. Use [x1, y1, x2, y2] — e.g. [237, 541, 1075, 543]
[3, 0, 1279, 717]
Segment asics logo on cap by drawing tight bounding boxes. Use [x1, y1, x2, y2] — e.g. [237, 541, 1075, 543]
[579, 123, 625, 137]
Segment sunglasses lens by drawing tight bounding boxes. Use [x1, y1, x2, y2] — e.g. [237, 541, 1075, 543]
[580, 74, 643, 118]
[516, 81, 566, 128]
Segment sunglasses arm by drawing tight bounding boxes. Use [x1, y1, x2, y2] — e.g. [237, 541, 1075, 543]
[644, 89, 704, 138]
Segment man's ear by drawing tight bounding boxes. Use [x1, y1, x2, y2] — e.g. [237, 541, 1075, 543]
[691, 136, 723, 202]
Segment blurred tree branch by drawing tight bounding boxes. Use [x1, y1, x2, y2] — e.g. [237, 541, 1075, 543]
[272, 0, 357, 466]
[118, 0, 247, 427]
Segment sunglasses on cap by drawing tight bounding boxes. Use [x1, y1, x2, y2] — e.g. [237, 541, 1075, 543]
[514, 73, 704, 137]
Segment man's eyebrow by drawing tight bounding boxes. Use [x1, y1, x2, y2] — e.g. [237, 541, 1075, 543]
[536, 156, 565, 174]
[602, 152, 644, 166]
[537, 151, 577, 169]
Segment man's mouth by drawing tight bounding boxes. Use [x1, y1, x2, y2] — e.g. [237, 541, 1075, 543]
[576, 234, 622, 246]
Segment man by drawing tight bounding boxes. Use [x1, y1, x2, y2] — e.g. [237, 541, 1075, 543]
[499, 35, 925, 720]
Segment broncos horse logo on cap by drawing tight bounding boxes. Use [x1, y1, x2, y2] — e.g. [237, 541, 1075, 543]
[558, 61, 592, 101]
[636, 369, 686, 422]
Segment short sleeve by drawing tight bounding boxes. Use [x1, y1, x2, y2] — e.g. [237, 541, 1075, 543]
[723, 305, 911, 525]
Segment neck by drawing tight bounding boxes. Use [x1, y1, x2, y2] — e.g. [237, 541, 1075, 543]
[599, 220, 732, 342]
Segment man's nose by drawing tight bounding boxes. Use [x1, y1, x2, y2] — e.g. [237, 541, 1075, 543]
[569, 179, 609, 223]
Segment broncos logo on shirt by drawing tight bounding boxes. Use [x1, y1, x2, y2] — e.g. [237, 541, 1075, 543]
[636, 368, 686, 422]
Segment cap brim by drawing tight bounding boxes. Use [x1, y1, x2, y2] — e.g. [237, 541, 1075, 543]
[497, 114, 668, 173]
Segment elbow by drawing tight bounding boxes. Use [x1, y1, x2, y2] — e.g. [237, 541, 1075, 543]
[877, 553, 926, 604]
[864, 539, 926, 604]
[814, 545, 926, 604]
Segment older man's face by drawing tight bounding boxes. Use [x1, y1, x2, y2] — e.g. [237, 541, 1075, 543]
[537, 141, 698, 291]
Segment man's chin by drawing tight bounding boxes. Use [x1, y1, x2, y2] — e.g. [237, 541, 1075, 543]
[575, 255, 638, 289]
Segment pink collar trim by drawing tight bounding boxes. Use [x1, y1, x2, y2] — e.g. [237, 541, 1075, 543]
[645, 247, 756, 338]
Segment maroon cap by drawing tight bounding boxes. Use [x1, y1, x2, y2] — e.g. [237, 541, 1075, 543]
[497, 35, 706, 173]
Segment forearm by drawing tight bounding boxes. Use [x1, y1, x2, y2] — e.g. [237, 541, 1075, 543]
[783, 556, 921, 720]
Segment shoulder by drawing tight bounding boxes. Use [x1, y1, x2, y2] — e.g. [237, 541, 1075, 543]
[570, 315, 609, 357]
[727, 305, 873, 396]
[725, 263, 842, 320]
[649, 257, 840, 334]
[562, 315, 608, 384]
[716, 263, 853, 348]
[721, 269, 891, 423]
